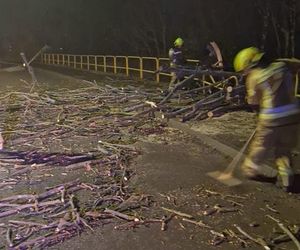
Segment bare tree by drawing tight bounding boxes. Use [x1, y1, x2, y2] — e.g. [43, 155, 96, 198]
[256, 0, 297, 57]
[254, 0, 270, 51]
[112, 0, 171, 57]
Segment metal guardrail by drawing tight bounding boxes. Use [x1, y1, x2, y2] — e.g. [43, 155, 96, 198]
[295, 73, 300, 97]
[41, 53, 200, 84]
[41, 53, 300, 97]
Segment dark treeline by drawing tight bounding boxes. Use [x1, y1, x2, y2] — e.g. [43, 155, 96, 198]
[0, 0, 299, 64]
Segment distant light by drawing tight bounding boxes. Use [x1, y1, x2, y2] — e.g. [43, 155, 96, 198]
[23, 63, 26, 67]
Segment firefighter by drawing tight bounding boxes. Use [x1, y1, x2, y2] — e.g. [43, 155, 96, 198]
[168, 37, 186, 90]
[202, 42, 224, 70]
[234, 47, 300, 192]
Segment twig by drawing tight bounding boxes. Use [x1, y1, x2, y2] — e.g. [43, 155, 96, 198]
[6, 228, 13, 247]
[277, 223, 300, 250]
[161, 214, 175, 231]
[266, 215, 300, 249]
[182, 218, 211, 228]
[225, 228, 248, 246]
[104, 208, 136, 221]
[234, 224, 271, 250]
[0, 200, 62, 219]
[9, 220, 47, 227]
[161, 207, 193, 219]
[204, 189, 247, 200]
[265, 204, 279, 214]
[210, 230, 225, 238]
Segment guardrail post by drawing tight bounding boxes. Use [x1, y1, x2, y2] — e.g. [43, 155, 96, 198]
[155, 58, 160, 83]
[295, 73, 299, 97]
[139, 57, 143, 79]
[104, 56, 107, 73]
[68, 55, 70, 67]
[80, 56, 83, 69]
[74, 55, 77, 69]
[94, 56, 97, 71]
[113, 56, 117, 74]
[125, 57, 129, 76]
[87, 56, 90, 70]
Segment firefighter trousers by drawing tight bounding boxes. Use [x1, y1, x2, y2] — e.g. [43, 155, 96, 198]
[243, 122, 299, 185]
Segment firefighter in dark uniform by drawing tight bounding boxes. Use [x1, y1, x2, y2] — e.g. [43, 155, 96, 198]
[202, 42, 223, 70]
[168, 37, 186, 90]
[234, 47, 300, 191]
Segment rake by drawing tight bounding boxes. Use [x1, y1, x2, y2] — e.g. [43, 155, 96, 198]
[207, 129, 256, 186]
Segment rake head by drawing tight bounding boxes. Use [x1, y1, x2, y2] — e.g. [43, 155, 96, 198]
[207, 171, 242, 186]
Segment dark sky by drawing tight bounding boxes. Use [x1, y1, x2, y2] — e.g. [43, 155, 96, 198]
[0, 0, 299, 62]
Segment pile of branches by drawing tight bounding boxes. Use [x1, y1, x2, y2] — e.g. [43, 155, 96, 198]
[128, 67, 248, 121]
[0, 179, 156, 249]
[0, 80, 166, 249]
[0, 72, 296, 249]
[0, 70, 250, 248]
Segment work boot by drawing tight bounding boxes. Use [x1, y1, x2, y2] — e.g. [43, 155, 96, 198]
[242, 163, 260, 179]
[242, 160, 278, 180]
[276, 157, 294, 192]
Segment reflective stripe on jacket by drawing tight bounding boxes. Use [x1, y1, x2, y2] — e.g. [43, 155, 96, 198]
[246, 62, 300, 126]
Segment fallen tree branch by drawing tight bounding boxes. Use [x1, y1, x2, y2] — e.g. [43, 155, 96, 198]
[234, 224, 271, 250]
[267, 214, 300, 250]
[161, 207, 193, 219]
[182, 218, 211, 228]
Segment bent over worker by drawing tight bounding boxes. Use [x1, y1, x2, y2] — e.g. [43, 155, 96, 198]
[234, 47, 300, 192]
[168, 37, 186, 90]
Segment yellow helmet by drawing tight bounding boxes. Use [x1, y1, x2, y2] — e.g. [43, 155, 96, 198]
[233, 47, 264, 72]
[174, 37, 184, 47]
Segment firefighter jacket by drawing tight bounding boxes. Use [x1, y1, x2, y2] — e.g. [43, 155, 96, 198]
[169, 47, 185, 67]
[246, 62, 300, 127]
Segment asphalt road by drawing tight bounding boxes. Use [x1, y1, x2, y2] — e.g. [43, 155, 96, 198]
[0, 65, 299, 250]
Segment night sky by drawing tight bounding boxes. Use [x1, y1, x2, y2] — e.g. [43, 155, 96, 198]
[0, 0, 299, 64]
